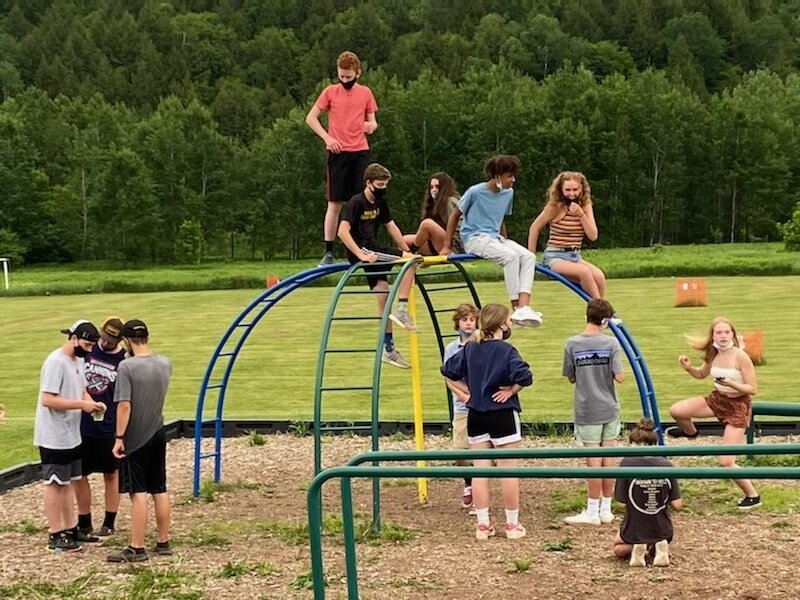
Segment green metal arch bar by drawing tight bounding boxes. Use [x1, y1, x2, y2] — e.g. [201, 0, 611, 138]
[345, 443, 800, 465]
[309, 460, 800, 600]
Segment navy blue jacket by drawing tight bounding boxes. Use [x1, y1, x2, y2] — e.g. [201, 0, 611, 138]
[441, 339, 533, 412]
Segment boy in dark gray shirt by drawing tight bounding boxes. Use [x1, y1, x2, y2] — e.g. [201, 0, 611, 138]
[562, 299, 624, 527]
[108, 319, 173, 563]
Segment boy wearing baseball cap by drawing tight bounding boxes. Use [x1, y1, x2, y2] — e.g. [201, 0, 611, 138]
[34, 320, 105, 553]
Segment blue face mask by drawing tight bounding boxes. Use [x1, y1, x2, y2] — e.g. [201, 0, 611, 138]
[458, 328, 473, 338]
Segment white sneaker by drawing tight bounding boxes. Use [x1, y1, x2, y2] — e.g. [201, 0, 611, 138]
[652, 539, 670, 567]
[599, 512, 615, 524]
[629, 543, 647, 567]
[381, 348, 410, 369]
[475, 523, 495, 540]
[564, 510, 601, 526]
[504, 522, 526, 540]
[510, 306, 543, 328]
[389, 306, 419, 332]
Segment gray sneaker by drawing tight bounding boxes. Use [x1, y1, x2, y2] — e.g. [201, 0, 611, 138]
[389, 306, 419, 332]
[318, 251, 335, 266]
[382, 348, 410, 369]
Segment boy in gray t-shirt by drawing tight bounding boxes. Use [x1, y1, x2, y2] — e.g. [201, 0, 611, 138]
[35, 320, 105, 553]
[562, 299, 624, 527]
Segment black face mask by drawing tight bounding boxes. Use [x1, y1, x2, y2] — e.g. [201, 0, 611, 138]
[339, 77, 357, 90]
[371, 187, 387, 202]
[74, 345, 89, 358]
[502, 327, 512, 340]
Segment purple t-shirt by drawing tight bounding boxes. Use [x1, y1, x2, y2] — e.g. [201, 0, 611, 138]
[81, 343, 126, 439]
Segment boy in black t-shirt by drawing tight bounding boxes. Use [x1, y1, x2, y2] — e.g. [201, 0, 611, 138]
[613, 418, 682, 567]
[338, 163, 419, 369]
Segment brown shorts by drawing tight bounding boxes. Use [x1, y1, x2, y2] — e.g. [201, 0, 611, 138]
[705, 390, 752, 429]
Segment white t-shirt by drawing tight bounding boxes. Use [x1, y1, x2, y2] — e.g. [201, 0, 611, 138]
[33, 348, 87, 449]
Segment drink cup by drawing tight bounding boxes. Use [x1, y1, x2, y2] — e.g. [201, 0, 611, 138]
[92, 406, 106, 422]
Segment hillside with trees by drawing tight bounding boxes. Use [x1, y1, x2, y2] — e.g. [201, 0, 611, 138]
[1, 0, 799, 263]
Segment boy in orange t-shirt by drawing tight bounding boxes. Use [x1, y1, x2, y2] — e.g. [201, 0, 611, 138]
[306, 51, 379, 266]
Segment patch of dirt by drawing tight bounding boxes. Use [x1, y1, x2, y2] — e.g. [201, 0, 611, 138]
[1, 434, 799, 599]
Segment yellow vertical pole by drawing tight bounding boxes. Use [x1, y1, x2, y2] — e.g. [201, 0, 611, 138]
[407, 284, 428, 504]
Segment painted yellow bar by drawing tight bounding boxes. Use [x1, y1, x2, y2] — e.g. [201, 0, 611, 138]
[421, 255, 449, 266]
[407, 285, 428, 504]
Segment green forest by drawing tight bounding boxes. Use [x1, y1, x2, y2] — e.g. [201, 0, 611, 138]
[1, 0, 800, 264]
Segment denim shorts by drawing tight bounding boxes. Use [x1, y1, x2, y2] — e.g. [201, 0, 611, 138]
[541, 246, 582, 268]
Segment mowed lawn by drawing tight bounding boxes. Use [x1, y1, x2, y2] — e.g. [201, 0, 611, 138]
[1, 275, 798, 470]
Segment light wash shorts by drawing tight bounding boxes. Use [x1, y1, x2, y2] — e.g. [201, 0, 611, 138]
[574, 418, 621, 444]
[541, 246, 582, 268]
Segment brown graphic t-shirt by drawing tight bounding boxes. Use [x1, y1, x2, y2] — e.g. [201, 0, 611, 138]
[614, 456, 681, 544]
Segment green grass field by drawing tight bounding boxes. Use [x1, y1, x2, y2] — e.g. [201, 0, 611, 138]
[1, 274, 798, 470]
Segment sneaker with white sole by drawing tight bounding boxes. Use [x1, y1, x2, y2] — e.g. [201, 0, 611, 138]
[510, 306, 543, 328]
[652, 539, 669, 566]
[461, 486, 473, 509]
[599, 512, 615, 524]
[564, 510, 601, 526]
[318, 251, 336, 266]
[475, 523, 496, 540]
[389, 306, 419, 332]
[381, 348, 410, 369]
[629, 543, 647, 567]
[738, 495, 762, 510]
[505, 523, 526, 540]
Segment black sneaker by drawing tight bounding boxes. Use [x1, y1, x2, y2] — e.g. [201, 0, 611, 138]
[665, 426, 699, 439]
[48, 532, 83, 553]
[107, 546, 149, 563]
[738, 495, 762, 510]
[154, 541, 173, 556]
[74, 528, 100, 543]
[93, 525, 115, 537]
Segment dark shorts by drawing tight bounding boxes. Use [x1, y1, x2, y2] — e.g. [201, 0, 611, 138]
[119, 428, 167, 495]
[39, 446, 82, 486]
[327, 150, 370, 203]
[467, 409, 522, 446]
[80, 435, 120, 476]
[705, 390, 752, 429]
[346, 245, 402, 290]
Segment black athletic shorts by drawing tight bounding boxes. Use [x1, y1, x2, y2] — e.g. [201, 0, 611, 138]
[327, 150, 370, 203]
[39, 446, 82, 485]
[467, 409, 522, 446]
[346, 245, 402, 290]
[80, 435, 119, 476]
[119, 428, 167, 494]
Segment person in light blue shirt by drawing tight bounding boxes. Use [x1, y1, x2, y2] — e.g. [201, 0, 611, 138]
[442, 303, 479, 512]
[440, 155, 542, 328]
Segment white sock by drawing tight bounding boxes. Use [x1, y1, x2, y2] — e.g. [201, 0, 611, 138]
[505, 508, 519, 526]
[587, 497, 600, 516]
[475, 507, 490, 526]
[600, 497, 612, 515]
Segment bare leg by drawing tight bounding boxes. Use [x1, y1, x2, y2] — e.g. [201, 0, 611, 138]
[497, 440, 520, 510]
[323, 201, 343, 242]
[104, 471, 120, 513]
[549, 260, 602, 299]
[720, 425, 758, 497]
[613, 530, 633, 558]
[74, 477, 92, 515]
[601, 439, 617, 497]
[374, 281, 391, 334]
[43, 484, 71, 532]
[669, 396, 715, 435]
[129, 492, 148, 548]
[153, 493, 172, 543]
[470, 441, 493, 510]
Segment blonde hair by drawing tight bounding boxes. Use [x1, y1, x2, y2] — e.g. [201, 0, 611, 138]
[475, 304, 508, 342]
[545, 171, 593, 212]
[452, 303, 479, 331]
[687, 316, 740, 365]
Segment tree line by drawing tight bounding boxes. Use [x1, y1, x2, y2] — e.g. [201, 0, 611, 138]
[0, 0, 799, 264]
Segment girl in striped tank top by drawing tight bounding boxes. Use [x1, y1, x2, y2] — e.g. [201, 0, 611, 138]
[528, 171, 606, 298]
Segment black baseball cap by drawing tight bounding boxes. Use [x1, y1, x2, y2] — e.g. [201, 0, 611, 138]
[121, 319, 149, 338]
[60, 320, 100, 342]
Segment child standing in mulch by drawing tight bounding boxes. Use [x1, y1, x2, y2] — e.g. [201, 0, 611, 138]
[441, 303, 533, 540]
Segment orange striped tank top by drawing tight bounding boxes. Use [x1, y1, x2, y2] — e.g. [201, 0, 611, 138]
[547, 211, 584, 249]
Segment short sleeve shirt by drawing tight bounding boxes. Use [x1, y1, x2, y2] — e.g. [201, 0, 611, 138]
[562, 333, 623, 425]
[458, 183, 514, 244]
[34, 348, 87, 449]
[315, 83, 378, 152]
[341, 192, 391, 249]
[114, 355, 172, 454]
[615, 456, 681, 544]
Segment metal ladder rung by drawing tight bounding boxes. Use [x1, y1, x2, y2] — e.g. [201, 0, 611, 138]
[319, 385, 373, 392]
[420, 284, 471, 291]
[318, 425, 373, 432]
[325, 348, 376, 353]
[330, 315, 383, 321]
[199, 452, 219, 459]
[235, 322, 254, 328]
[217, 352, 235, 357]
[205, 384, 223, 390]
